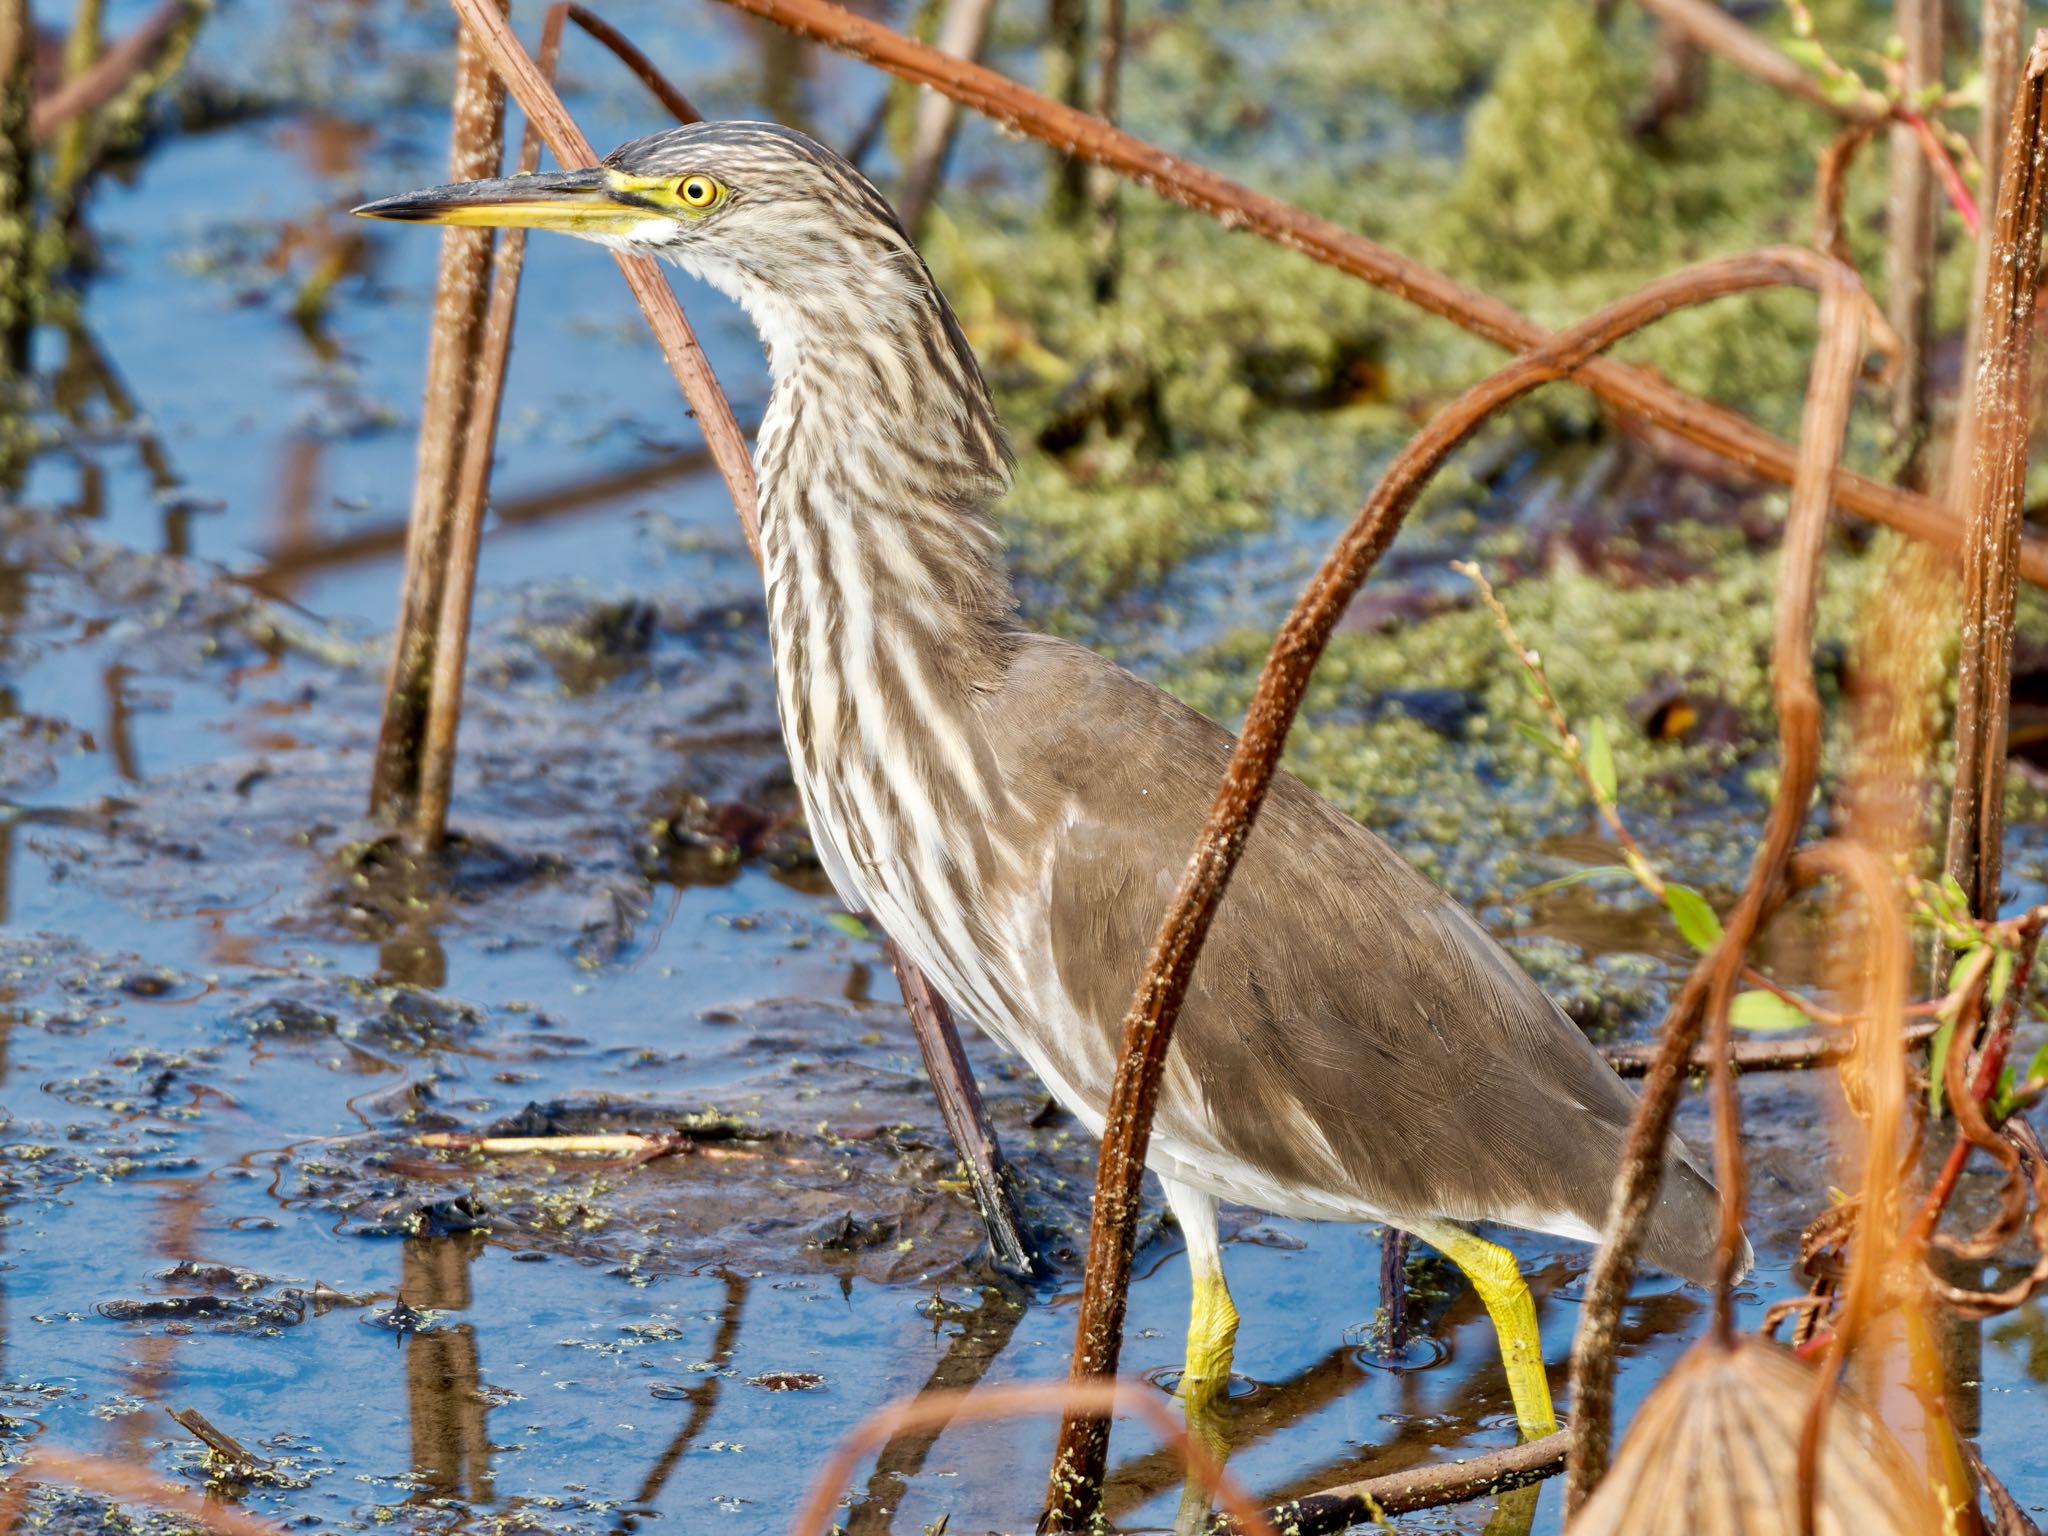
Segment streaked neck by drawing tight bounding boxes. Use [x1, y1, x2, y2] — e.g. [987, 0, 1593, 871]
[749, 262, 1017, 676]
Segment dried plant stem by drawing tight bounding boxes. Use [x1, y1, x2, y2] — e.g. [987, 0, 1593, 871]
[369, 0, 510, 826]
[1601, 1019, 1940, 1077]
[551, 3, 704, 123]
[793, 1381, 1276, 1536]
[1209, 1430, 1568, 1535]
[414, 8, 570, 847]
[1041, 246, 1878, 1529]
[697, 0, 2048, 584]
[1885, 0, 1941, 488]
[1813, 119, 1881, 268]
[1564, 270, 1870, 1515]
[416, 1130, 766, 1160]
[896, 0, 1002, 235]
[1943, 35, 2048, 920]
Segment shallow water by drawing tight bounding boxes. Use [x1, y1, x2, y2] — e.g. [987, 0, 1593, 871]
[3, 1, 2046, 1531]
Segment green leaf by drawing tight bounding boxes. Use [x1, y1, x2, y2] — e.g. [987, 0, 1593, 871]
[1940, 872, 1969, 915]
[1948, 947, 1981, 992]
[1513, 720, 1566, 760]
[1729, 990, 1811, 1033]
[2027, 1040, 2048, 1084]
[1664, 884, 1724, 953]
[1929, 1015, 1957, 1118]
[824, 912, 874, 940]
[1994, 1064, 2020, 1119]
[1783, 36, 1828, 69]
[1584, 718, 1617, 805]
[1989, 945, 2016, 1008]
[1520, 864, 1632, 899]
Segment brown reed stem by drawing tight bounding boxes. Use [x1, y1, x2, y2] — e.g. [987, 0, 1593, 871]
[699, 0, 2048, 585]
[1042, 246, 1881, 1529]
[1944, 34, 2048, 921]
[1564, 267, 1872, 1515]
[369, 0, 509, 826]
[413, 5, 573, 847]
[415, 1, 715, 845]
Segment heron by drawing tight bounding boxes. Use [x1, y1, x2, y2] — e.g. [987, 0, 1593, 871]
[357, 120, 1734, 1434]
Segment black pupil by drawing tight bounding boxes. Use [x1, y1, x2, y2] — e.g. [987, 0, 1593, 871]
[687, 180, 706, 200]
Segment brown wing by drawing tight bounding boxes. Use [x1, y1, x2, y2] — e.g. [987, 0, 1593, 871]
[991, 634, 1721, 1280]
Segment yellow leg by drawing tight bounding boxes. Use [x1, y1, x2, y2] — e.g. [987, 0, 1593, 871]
[1419, 1224, 1557, 1438]
[1165, 1180, 1239, 1408]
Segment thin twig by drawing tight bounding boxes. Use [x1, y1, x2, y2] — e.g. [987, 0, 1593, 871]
[696, 0, 2048, 584]
[1463, 559, 1845, 1026]
[169, 1407, 272, 1473]
[1813, 118, 1881, 269]
[554, 3, 704, 123]
[896, 0, 1002, 235]
[1564, 265, 1872, 1514]
[1041, 246, 1883, 1529]
[1635, 0, 1886, 122]
[790, 1381, 1277, 1536]
[28, 0, 195, 141]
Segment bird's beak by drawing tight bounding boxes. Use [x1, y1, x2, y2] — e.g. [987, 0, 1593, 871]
[352, 167, 664, 235]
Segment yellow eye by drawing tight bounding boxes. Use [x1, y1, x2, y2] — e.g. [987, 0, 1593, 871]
[676, 175, 721, 209]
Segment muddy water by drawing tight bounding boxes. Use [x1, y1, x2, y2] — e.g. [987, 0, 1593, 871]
[3, 1, 2045, 1531]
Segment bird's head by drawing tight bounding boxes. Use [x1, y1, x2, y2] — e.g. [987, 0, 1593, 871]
[355, 121, 937, 352]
